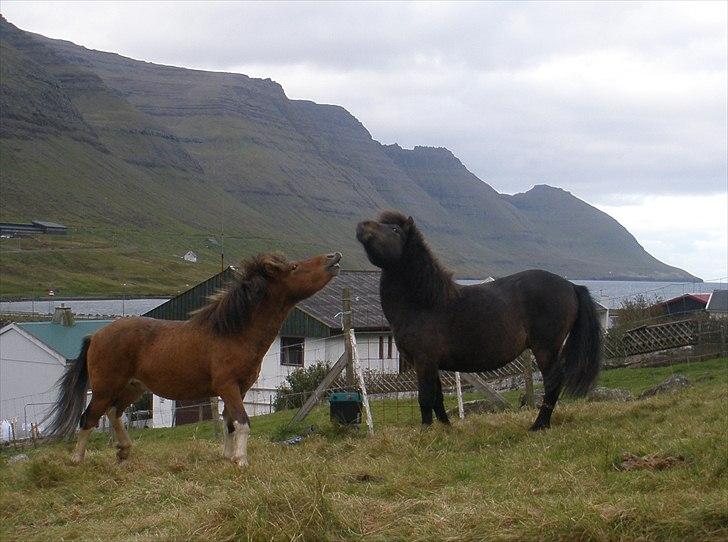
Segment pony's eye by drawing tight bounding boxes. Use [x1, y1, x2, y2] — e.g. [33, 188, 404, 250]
[392, 228, 399, 234]
[291, 264, 298, 271]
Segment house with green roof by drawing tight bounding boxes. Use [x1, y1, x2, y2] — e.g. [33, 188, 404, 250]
[0, 317, 112, 435]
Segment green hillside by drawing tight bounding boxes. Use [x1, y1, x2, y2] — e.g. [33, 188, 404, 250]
[0, 17, 697, 297]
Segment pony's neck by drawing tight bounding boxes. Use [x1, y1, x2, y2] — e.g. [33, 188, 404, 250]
[384, 230, 456, 308]
[247, 295, 292, 340]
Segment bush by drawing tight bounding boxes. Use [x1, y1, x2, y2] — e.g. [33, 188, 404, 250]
[274, 361, 331, 411]
[615, 294, 665, 329]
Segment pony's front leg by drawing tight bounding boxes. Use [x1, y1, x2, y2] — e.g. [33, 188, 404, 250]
[433, 376, 450, 425]
[415, 365, 440, 427]
[218, 386, 251, 467]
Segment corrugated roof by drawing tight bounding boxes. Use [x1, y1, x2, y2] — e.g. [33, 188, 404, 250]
[17, 320, 113, 360]
[144, 267, 236, 321]
[298, 271, 389, 331]
[662, 293, 711, 306]
[707, 290, 728, 312]
[31, 220, 67, 229]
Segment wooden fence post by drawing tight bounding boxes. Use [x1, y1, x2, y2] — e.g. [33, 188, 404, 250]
[523, 353, 535, 408]
[210, 396, 220, 439]
[454, 372, 465, 419]
[349, 330, 374, 435]
[291, 353, 348, 423]
[342, 288, 354, 387]
[460, 373, 511, 410]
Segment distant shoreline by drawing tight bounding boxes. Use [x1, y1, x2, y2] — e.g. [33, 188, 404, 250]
[0, 277, 716, 303]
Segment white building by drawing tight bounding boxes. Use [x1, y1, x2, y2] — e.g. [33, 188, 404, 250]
[0, 317, 113, 435]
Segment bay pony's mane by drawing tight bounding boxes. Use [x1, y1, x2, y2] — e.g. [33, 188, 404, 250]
[378, 210, 457, 307]
[190, 253, 289, 335]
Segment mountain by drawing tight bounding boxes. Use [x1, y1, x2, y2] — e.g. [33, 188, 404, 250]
[0, 17, 697, 296]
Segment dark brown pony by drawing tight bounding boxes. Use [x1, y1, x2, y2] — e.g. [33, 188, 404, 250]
[356, 211, 601, 431]
[46, 252, 341, 466]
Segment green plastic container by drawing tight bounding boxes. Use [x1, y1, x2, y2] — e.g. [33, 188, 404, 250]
[329, 391, 362, 425]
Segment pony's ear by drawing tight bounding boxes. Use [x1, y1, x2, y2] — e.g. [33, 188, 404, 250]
[262, 256, 288, 277]
[404, 216, 415, 230]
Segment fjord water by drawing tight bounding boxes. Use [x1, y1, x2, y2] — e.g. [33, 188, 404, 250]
[456, 279, 726, 309]
[2, 280, 725, 316]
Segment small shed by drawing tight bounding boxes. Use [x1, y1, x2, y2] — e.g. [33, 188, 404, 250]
[182, 251, 198, 263]
[661, 293, 711, 317]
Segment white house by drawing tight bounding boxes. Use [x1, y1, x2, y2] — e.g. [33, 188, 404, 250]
[182, 251, 198, 263]
[0, 317, 113, 435]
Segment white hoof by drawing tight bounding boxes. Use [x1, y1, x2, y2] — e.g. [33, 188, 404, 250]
[233, 457, 249, 468]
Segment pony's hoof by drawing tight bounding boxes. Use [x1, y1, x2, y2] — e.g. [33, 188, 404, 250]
[529, 423, 549, 432]
[70, 455, 83, 465]
[234, 458, 249, 468]
[116, 446, 131, 462]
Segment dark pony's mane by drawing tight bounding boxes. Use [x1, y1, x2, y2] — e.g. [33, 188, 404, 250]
[378, 210, 457, 307]
[190, 253, 288, 335]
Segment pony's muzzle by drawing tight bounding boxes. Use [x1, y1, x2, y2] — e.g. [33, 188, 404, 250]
[356, 222, 375, 243]
[326, 252, 342, 274]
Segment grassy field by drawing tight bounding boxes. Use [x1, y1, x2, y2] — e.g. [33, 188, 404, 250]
[1, 359, 726, 541]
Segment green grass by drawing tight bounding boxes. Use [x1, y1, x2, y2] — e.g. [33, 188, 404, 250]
[1, 358, 727, 541]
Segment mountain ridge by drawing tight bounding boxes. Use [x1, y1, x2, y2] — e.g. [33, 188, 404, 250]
[0, 17, 698, 296]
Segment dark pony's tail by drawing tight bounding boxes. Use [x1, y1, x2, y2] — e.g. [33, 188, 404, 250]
[561, 285, 602, 396]
[44, 337, 91, 438]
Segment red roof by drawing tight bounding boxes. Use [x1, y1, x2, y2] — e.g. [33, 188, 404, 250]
[662, 293, 711, 306]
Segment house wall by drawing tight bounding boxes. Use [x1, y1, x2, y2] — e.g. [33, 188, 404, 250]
[152, 394, 176, 428]
[595, 308, 610, 330]
[0, 328, 65, 428]
[242, 331, 400, 416]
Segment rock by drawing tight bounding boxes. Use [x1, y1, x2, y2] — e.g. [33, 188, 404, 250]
[8, 453, 29, 464]
[587, 386, 633, 402]
[446, 398, 509, 418]
[519, 390, 544, 409]
[639, 374, 692, 399]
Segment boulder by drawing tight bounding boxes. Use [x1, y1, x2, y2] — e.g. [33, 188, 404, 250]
[638, 374, 692, 399]
[519, 390, 545, 409]
[8, 453, 29, 464]
[587, 386, 633, 402]
[447, 398, 509, 418]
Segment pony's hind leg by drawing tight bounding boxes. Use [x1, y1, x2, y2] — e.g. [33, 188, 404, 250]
[530, 349, 564, 431]
[71, 394, 114, 463]
[108, 381, 146, 461]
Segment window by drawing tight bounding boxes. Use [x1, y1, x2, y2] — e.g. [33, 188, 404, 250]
[280, 337, 304, 366]
[387, 335, 393, 359]
[379, 336, 384, 359]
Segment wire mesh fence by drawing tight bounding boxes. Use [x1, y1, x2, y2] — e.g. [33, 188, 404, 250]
[2, 314, 725, 445]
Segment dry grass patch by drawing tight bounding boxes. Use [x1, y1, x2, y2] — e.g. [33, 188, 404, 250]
[1, 358, 727, 541]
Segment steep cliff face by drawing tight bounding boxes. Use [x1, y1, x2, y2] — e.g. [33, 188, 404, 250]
[0, 17, 697, 293]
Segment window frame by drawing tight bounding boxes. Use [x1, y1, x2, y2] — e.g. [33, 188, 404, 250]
[280, 336, 305, 367]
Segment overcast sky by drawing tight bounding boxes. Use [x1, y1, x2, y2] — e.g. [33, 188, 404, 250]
[3, 1, 726, 281]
